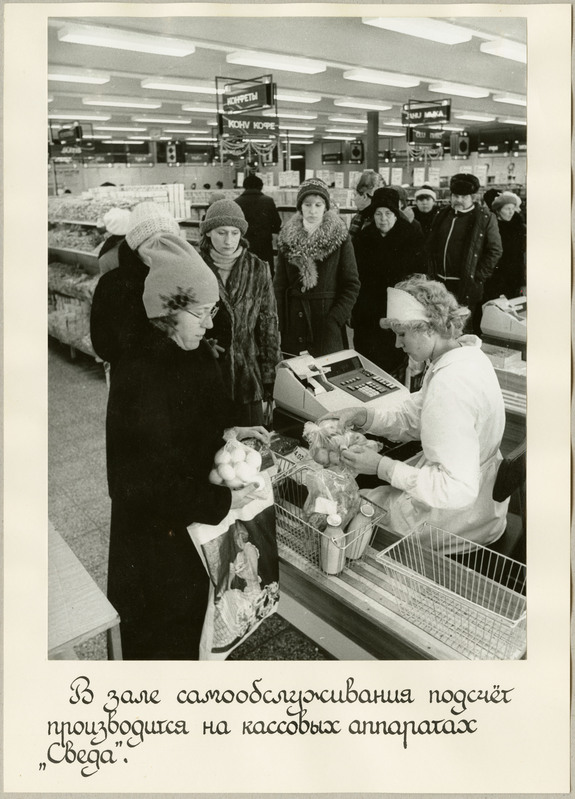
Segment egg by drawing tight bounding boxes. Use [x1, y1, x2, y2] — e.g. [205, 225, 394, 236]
[245, 449, 262, 470]
[217, 463, 236, 483]
[234, 461, 257, 485]
[229, 447, 247, 465]
[209, 468, 224, 485]
[214, 449, 232, 466]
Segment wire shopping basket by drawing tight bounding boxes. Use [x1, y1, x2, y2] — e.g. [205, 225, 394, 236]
[376, 524, 526, 660]
[272, 461, 383, 575]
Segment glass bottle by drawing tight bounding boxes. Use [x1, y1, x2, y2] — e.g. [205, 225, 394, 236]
[345, 502, 375, 561]
[320, 513, 346, 575]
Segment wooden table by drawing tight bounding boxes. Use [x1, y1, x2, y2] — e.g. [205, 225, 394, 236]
[48, 522, 122, 660]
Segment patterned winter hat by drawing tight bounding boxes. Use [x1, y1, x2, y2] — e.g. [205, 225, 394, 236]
[141, 233, 219, 319]
[126, 202, 181, 250]
[296, 178, 331, 210]
[199, 199, 248, 236]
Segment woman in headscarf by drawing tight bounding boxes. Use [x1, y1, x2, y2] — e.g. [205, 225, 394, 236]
[274, 177, 360, 357]
[483, 191, 526, 301]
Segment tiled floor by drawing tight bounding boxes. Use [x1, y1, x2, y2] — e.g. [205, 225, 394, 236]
[48, 339, 332, 661]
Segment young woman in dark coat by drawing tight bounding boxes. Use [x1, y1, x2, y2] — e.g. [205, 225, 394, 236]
[105, 220, 268, 660]
[274, 178, 360, 357]
[351, 187, 424, 376]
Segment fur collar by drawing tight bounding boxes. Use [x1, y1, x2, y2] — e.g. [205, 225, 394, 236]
[278, 210, 348, 291]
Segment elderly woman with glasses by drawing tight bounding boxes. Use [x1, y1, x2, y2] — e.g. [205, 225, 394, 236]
[197, 199, 281, 426]
[105, 211, 269, 660]
[321, 275, 509, 551]
[348, 169, 386, 240]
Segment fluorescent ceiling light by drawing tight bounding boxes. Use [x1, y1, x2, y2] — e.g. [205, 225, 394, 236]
[57, 23, 196, 57]
[323, 135, 355, 141]
[164, 128, 209, 134]
[334, 97, 393, 111]
[498, 117, 527, 125]
[107, 139, 143, 144]
[275, 90, 322, 103]
[343, 68, 419, 88]
[380, 118, 406, 126]
[328, 115, 367, 124]
[181, 103, 216, 113]
[480, 39, 526, 63]
[429, 81, 490, 98]
[263, 110, 317, 120]
[280, 133, 314, 139]
[82, 134, 112, 139]
[378, 130, 405, 137]
[226, 50, 326, 74]
[326, 127, 366, 134]
[429, 124, 465, 131]
[455, 112, 496, 122]
[362, 17, 475, 45]
[285, 140, 313, 145]
[141, 77, 220, 95]
[280, 125, 316, 131]
[492, 93, 527, 107]
[48, 112, 111, 121]
[207, 120, 218, 127]
[185, 137, 217, 142]
[94, 126, 148, 132]
[128, 135, 151, 140]
[48, 66, 110, 84]
[83, 96, 162, 109]
[132, 116, 191, 124]
[289, 154, 304, 159]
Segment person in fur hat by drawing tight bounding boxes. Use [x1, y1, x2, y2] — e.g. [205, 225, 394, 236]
[274, 177, 360, 357]
[105, 212, 270, 660]
[484, 191, 526, 300]
[197, 198, 281, 426]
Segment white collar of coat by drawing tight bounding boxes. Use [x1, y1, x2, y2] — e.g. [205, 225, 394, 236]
[428, 334, 483, 373]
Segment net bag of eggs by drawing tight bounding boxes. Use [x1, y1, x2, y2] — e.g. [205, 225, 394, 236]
[302, 419, 381, 470]
[209, 434, 265, 490]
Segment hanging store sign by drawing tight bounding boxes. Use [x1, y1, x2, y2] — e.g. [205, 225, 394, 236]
[218, 113, 278, 136]
[322, 152, 342, 165]
[82, 154, 115, 166]
[222, 79, 274, 113]
[402, 99, 451, 125]
[478, 141, 512, 155]
[127, 153, 154, 166]
[407, 127, 445, 146]
[185, 151, 212, 164]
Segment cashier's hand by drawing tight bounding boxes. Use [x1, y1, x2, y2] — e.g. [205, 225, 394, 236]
[230, 483, 260, 509]
[235, 426, 271, 445]
[341, 444, 382, 475]
[318, 406, 368, 432]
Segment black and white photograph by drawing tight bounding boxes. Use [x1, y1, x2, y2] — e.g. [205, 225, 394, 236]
[3, 2, 571, 794]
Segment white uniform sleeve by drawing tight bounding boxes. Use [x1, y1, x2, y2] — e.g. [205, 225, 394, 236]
[386, 369, 480, 509]
[364, 390, 424, 442]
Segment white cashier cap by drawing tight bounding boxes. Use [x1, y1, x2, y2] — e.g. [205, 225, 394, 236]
[380, 287, 430, 326]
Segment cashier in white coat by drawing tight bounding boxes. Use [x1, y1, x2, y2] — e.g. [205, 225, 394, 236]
[323, 275, 509, 550]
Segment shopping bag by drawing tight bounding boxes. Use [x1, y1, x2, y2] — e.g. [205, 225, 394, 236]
[188, 470, 279, 660]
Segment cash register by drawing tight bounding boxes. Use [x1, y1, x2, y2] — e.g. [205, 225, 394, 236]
[273, 349, 409, 423]
[481, 296, 526, 344]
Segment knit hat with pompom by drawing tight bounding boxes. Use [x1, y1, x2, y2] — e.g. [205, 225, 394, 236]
[126, 202, 181, 251]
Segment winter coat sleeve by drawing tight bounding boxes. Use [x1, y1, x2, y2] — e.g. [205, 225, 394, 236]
[273, 249, 289, 340]
[255, 261, 282, 386]
[385, 368, 481, 509]
[476, 211, 503, 283]
[326, 236, 360, 327]
[267, 196, 282, 234]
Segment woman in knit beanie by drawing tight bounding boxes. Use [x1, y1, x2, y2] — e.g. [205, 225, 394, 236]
[197, 198, 281, 426]
[484, 192, 526, 301]
[274, 177, 360, 357]
[103, 204, 270, 660]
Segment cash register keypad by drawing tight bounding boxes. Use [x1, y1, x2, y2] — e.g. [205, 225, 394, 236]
[332, 368, 399, 400]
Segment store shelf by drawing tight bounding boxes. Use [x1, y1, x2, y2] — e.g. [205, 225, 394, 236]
[48, 246, 100, 274]
[49, 219, 99, 227]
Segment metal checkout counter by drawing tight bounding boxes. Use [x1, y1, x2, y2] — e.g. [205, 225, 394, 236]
[270, 349, 526, 661]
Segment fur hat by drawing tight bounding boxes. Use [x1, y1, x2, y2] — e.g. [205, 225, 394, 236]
[450, 173, 480, 196]
[482, 188, 502, 210]
[491, 191, 521, 213]
[103, 207, 132, 236]
[414, 188, 437, 202]
[200, 199, 248, 236]
[369, 187, 400, 218]
[126, 202, 181, 250]
[140, 233, 219, 319]
[296, 178, 331, 210]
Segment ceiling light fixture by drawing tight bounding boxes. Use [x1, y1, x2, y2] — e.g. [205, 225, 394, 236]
[82, 96, 162, 109]
[181, 104, 217, 114]
[333, 97, 393, 111]
[57, 23, 196, 57]
[343, 68, 419, 88]
[48, 112, 111, 121]
[132, 116, 191, 124]
[81, 134, 112, 139]
[279, 133, 314, 139]
[280, 124, 316, 132]
[492, 93, 527, 107]
[379, 118, 405, 126]
[498, 117, 527, 125]
[361, 17, 475, 45]
[378, 130, 405, 137]
[106, 139, 144, 144]
[275, 90, 322, 103]
[226, 50, 326, 74]
[263, 110, 318, 120]
[94, 126, 148, 132]
[185, 137, 217, 142]
[328, 115, 367, 124]
[326, 127, 366, 134]
[141, 77, 221, 95]
[48, 66, 111, 84]
[454, 112, 496, 122]
[323, 135, 356, 141]
[480, 39, 526, 63]
[429, 81, 490, 98]
[164, 128, 209, 134]
[282, 139, 313, 144]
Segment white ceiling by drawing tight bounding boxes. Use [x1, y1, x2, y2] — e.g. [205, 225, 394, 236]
[48, 15, 527, 142]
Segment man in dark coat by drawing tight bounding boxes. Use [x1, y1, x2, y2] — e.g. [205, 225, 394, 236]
[352, 187, 424, 376]
[234, 174, 282, 273]
[425, 173, 503, 332]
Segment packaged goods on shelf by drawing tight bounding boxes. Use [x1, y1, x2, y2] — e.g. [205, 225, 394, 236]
[48, 262, 100, 300]
[48, 262, 100, 357]
[48, 225, 106, 254]
[481, 342, 523, 369]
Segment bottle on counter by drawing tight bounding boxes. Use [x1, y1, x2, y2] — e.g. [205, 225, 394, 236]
[320, 513, 346, 575]
[345, 502, 375, 561]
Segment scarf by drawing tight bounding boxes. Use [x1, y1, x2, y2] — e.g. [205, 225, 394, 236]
[278, 210, 348, 291]
[210, 246, 243, 284]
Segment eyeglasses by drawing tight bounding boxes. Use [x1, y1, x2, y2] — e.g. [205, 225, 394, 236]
[184, 305, 219, 322]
